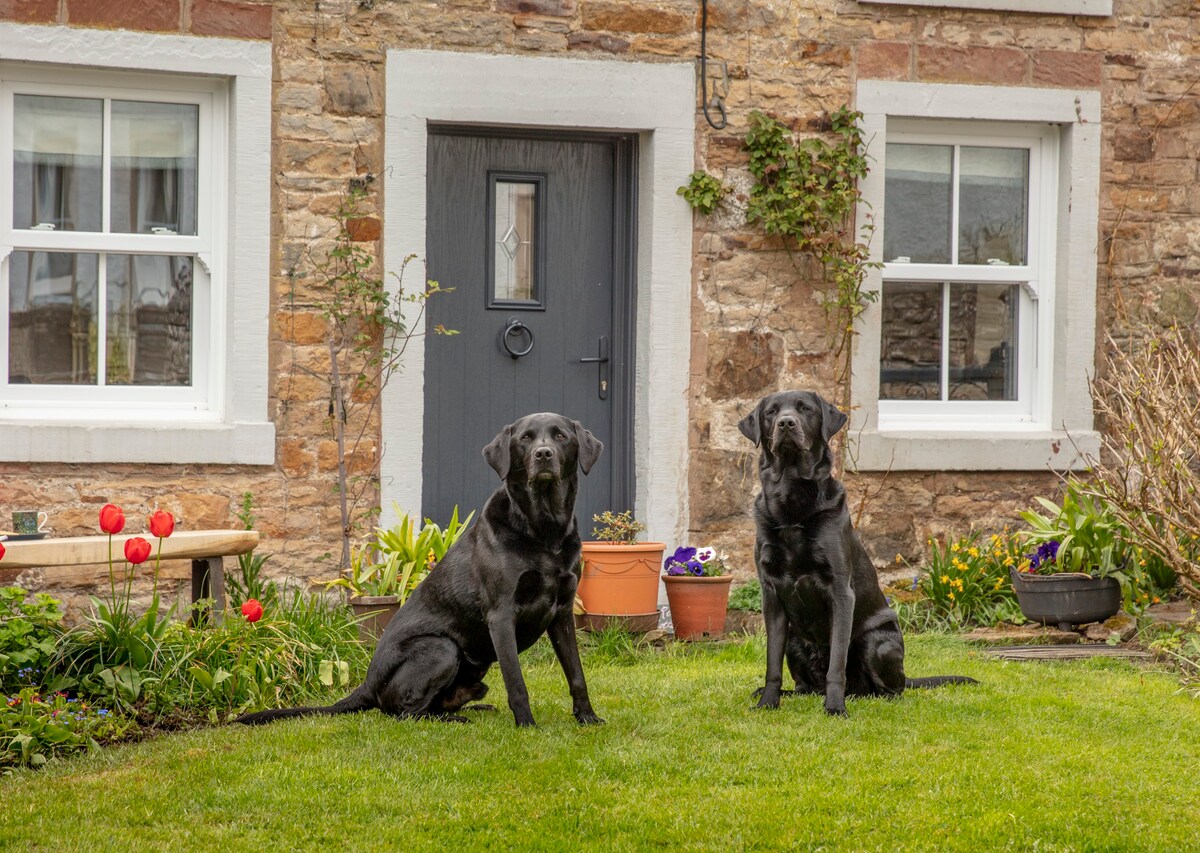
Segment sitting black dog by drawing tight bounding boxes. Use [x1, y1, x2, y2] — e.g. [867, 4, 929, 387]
[739, 390, 976, 716]
[239, 412, 604, 728]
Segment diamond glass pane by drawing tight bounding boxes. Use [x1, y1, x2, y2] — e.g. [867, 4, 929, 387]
[493, 181, 536, 302]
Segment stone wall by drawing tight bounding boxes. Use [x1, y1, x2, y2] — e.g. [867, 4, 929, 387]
[2, 0, 1197, 611]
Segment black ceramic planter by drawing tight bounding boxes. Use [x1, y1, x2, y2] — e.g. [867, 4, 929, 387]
[1010, 568, 1121, 631]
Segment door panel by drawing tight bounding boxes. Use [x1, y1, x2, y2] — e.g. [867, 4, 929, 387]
[424, 130, 633, 531]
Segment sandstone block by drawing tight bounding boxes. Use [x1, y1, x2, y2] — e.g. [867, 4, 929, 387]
[917, 45, 1027, 85]
[67, 0, 179, 30]
[190, 0, 273, 39]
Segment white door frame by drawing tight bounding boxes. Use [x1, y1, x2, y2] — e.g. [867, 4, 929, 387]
[382, 50, 694, 545]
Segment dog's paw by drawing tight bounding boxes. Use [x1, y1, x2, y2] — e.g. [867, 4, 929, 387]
[575, 711, 605, 726]
[464, 703, 497, 712]
[442, 714, 471, 724]
[514, 715, 538, 728]
[823, 703, 848, 717]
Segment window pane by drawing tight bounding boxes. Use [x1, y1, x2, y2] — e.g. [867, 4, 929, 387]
[884, 144, 952, 264]
[948, 283, 1019, 400]
[8, 251, 98, 385]
[958, 146, 1029, 265]
[111, 101, 199, 236]
[12, 95, 103, 232]
[105, 255, 193, 386]
[493, 180, 536, 302]
[880, 282, 942, 400]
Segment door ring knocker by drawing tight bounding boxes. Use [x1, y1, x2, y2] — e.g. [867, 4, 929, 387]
[502, 318, 534, 359]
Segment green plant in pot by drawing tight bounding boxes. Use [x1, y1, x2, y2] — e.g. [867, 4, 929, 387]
[326, 505, 473, 642]
[1014, 483, 1134, 630]
[576, 510, 665, 633]
[662, 546, 734, 641]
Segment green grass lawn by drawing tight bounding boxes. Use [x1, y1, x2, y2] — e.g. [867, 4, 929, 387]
[2, 634, 1197, 851]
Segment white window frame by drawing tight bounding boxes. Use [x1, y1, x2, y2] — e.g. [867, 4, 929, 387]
[851, 80, 1101, 471]
[879, 120, 1055, 429]
[0, 24, 273, 463]
[1, 69, 220, 416]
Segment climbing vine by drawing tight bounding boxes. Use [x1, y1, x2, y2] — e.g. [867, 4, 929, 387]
[679, 106, 879, 387]
[742, 107, 879, 368]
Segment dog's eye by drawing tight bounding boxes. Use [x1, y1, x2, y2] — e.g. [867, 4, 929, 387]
[766, 407, 777, 417]
[553, 431, 566, 441]
[521, 432, 534, 442]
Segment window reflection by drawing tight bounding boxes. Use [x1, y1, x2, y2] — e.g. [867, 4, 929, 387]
[493, 181, 537, 302]
[106, 255, 193, 386]
[111, 101, 199, 236]
[8, 251, 98, 385]
[12, 95, 103, 232]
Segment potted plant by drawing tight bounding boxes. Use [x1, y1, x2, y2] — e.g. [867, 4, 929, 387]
[576, 510, 665, 633]
[725, 578, 764, 635]
[662, 546, 734, 640]
[1012, 484, 1128, 631]
[327, 505, 473, 642]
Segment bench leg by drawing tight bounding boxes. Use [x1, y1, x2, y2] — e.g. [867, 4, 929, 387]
[191, 557, 227, 626]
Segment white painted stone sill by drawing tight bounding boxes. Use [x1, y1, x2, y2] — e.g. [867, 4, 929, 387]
[857, 0, 1111, 15]
[849, 429, 1100, 472]
[0, 421, 276, 465]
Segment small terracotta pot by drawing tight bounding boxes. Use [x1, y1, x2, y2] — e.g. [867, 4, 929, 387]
[576, 542, 665, 632]
[664, 575, 734, 640]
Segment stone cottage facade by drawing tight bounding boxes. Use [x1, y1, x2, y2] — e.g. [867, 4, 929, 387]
[1, 0, 1195, 615]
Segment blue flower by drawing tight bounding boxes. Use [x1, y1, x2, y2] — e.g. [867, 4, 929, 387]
[1028, 539, 1060, 570]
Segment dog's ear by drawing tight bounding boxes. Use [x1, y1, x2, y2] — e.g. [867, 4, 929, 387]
[820, 396, 848, 442]
[572, 420, 604, 475]
[483, 423, 514, 479]
[738, 402, 763, 447]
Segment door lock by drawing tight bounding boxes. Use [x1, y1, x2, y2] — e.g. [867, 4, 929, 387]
[579, 336, 610, 401]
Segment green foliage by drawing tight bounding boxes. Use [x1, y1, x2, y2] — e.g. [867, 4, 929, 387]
[0, 588, 64, 694]
[5, 636, 1200, 850]
[288, 183, 455, 571]
[676, 170, 727, 216]
[590, 510, 646, 545]
[742, 107, 880, 364]
[327, 505, 474, 601]
[1017, 480, 1172, 610]
[1, 688, 131, 771]
[727, 579, 763, 613]
[227, 492, 279, 612]
[917, 531, 1024, 627]
[158, 590, 368, 720]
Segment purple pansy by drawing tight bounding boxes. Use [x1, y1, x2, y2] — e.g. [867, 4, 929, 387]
[1027, 539, 1060, 570]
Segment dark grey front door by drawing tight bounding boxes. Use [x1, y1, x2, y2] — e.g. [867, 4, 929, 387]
[424, 128, 636, 531]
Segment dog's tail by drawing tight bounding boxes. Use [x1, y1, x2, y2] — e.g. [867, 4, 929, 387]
[905, 675, 979, 689]
[235, 685, 372, 725]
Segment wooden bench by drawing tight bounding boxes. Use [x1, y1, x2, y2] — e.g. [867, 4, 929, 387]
[0, 529, 260, 620]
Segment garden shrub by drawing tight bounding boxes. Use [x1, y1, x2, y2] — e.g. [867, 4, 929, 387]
[918, 531, 1024, 627]
[727, 579, 763, 613]
[2, 688, 131, 771]
[0, 587, 64, 695]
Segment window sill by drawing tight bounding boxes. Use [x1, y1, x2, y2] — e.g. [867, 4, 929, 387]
[849, 428, 1099, 472]
[856, 0, 1111, 15]
[0, 420, 276, 465]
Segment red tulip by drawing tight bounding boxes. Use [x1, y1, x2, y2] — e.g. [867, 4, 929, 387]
[148, 510, 175, 539]
[124, 537, 152, 565]
[99, 504, 125, 535]
[0, 541, 6, 561]
[241, 598, 264, 623]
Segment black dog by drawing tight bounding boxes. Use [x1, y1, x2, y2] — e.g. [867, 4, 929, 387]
[239, 412, 604, 728]
[739, 390, 975, 716]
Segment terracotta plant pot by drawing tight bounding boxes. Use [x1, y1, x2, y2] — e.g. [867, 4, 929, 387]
[576, 541, 665, 633]
[1009, 568, 1121, 631]
[664, 575, 734, 640]
[349, 594, 401, 644]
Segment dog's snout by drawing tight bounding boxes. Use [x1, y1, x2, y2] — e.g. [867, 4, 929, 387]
[533, 446, 555, 462]
[777, 414, 798, 430]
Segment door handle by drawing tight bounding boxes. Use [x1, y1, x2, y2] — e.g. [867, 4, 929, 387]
[579, 336, 610, 400]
